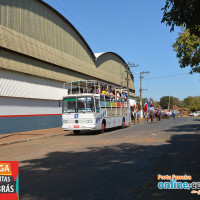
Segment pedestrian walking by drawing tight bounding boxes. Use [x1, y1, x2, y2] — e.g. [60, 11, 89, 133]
[177, 109, 179, 118]
[180, 109, 183, 118]
[165, 110, 168, 119]
[148, 104, 155, 123]
[172, 110, 176, 120]
[168, 110, 172, 120]
[134, 109, 137, 122]
[131, 106, 135, 125]
[136, 108, 140, 123]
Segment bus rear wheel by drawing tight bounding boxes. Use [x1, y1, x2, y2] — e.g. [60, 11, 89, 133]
[99, 122, 105, 134]
[122, 119, 125, 128]
[73, 130, 80, 135]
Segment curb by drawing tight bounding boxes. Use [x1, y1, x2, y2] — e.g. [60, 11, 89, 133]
[0, 131, 72, 147]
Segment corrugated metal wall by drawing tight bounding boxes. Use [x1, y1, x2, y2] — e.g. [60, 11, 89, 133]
[0, 0, 135, 91]
[0, 0, 94, 64]
[0, 68, 67, 100]
[0, 97, 61, 115]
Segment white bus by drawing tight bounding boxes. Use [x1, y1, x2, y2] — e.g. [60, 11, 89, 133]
[62, 80, 130, 135]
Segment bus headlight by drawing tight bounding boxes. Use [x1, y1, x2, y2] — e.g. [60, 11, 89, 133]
[63, 120, 68, 124]
[86, 120, 92, 123]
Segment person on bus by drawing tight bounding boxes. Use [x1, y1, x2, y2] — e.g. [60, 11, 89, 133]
[105, 89, 110, 99]
[90, 86, 95, 93]
[116, 91, 121, 100]
[110, 90, 115, 100]
[96, 87, 101, 94]
[101, 88, 106, 99]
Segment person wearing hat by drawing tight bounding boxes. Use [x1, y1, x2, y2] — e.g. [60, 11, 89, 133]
[148, 104, 155, 123]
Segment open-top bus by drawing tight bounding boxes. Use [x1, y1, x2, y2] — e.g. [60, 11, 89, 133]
[62, 80, 130, 134]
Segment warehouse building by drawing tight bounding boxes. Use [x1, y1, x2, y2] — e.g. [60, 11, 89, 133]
[0, 0, 135, 134]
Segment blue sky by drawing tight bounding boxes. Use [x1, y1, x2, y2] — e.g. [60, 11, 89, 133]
[43, 0, 200, 102]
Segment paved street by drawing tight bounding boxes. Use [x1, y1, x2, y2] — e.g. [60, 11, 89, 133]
[1, 117, 200, 200]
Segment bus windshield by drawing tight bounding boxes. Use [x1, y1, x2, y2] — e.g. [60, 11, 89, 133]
[77, 97, 94, 112]
[63, 97, 95, 113]
[63, 97, 76, 113]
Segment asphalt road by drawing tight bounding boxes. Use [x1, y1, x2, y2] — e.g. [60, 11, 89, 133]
[1, 117, 200, 200]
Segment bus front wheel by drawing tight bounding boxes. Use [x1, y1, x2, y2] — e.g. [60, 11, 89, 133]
[73, 130, 80, 135]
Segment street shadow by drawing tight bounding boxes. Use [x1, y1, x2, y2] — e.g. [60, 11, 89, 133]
[20, 133, 200, 200]
[65, 126, 129, 136]
[165, 123, 200, 133]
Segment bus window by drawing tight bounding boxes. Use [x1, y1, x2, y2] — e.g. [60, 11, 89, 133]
[95, 98, 100, 113]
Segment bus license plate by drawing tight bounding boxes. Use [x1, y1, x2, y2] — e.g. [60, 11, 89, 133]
[74, 125, 79, 128]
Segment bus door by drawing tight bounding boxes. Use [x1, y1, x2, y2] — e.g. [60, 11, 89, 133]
[95, 97, 101, 129]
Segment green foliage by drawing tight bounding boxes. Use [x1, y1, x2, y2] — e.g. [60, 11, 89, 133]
[160, 96, 170, 109]
[162, 0, 200, 73]
[173, 28, 200, 73]
[183, 96, 200, 111]
[162, 0, 200, 37]
[160, 96, 180, 109]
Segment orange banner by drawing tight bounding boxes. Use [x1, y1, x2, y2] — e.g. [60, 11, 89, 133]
[0, 163, 12, 175]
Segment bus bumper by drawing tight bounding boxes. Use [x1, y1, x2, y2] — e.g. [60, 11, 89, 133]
[62, 124, 96, 131]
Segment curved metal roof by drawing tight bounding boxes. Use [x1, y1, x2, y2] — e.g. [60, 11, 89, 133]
[38, 0, 96, 60]
[38, 1, 128, 66]
[94, 52, 127, 64]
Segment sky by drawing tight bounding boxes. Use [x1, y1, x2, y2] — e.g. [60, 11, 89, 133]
[43, 0, 200, 102]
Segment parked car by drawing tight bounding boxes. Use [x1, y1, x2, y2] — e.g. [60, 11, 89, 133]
[189, 111, 200, 116]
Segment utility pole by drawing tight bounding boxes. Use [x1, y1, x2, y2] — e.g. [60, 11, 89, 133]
[168, 94, 170, 110]
[140, 71, 149, 111]
[124, 62, 138, 96]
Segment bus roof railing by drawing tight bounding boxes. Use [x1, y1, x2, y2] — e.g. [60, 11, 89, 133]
[63, 80, 128, 95]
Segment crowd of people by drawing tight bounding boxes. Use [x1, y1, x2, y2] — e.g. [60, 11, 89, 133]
[70, 86, 128, 101]
[100, 87, 128, 100]
[131, 104, 183, 124]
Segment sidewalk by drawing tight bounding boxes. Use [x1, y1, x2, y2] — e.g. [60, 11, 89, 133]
[0, 117, 158, 146]
[0, 128, 71, 146]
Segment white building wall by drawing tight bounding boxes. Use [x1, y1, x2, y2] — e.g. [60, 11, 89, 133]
[0, 69, 67, 100]
[0, 97, 61, 116]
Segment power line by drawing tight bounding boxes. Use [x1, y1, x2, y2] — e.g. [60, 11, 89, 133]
[143, 73, 189, 80]
[134, 72, 189, 81]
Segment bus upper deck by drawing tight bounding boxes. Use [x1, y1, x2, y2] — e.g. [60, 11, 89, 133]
[63, 80, 129, 101]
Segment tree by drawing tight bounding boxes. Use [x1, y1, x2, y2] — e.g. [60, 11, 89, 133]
[161, 0, 200, 37]
[183, 96, 200, 111]
[173, 28, 200, 73]
[160, 96, 180, 109]
[162, 0, 200, 73]
[172, 97, 181, 107]
[160, 96, 171, 109]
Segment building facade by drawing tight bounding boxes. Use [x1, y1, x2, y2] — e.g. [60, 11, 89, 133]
[0, 0, 135, 134]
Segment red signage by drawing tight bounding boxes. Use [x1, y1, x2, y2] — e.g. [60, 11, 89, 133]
[0, 161, 19, 200]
